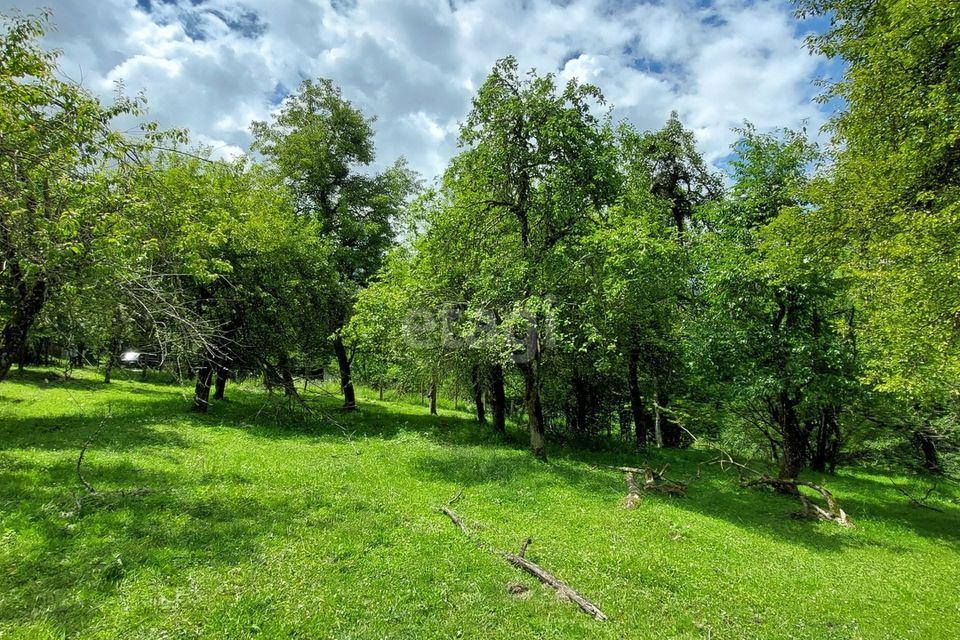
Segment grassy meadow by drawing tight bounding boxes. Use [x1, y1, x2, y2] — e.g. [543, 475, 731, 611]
[1, 367, 959, 639]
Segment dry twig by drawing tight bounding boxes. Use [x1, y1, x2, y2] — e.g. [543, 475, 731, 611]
[439, 492, 607, 621]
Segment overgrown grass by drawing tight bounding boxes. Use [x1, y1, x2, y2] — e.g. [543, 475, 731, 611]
[2, 367, 959, 639]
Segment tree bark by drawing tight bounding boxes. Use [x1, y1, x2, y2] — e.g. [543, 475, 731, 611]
[277, 352, 297, 397]
[332, 334, 356, 409]
[775, 391, 806, 482]
[490, 363, 506, 435]
[472, 365, 486, 424]
[810, 405, 841, 473]
[627, 350, 653, 448]
[653, 404, 664, 448]
[0, 280, 47, 382]
[429, 377, 438, 415]
[521, 362, 546, 459]
[213, 368, 227, 401]
[192, 364, 214, 413]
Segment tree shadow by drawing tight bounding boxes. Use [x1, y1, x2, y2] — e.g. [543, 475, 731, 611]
[8, 371, 960, 559]
[0, 452, 354, 633]
[0, 398, 193, 453]
[617, 450, 960, 553]
[4, 366, 179, 389]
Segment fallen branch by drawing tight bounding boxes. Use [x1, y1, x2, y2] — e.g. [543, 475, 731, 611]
[519, 537, 532, 558]
[609, 466, 686, 504]
[441, 505, 469, 535]
[77, 411, 109, 494]
[503, 549, 608, 620]
[744, 476, 854, 528]
[701, 450, 763, 482]
[439, 494, 607, 621]
[889, 479, 943, 513]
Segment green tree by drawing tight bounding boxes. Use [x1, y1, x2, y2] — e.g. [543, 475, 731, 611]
[587, 124, 689, 448]
[642, 111, 723, 237]
[697, 126, 858, 479]
[435, 56, 619, 458]
[795, 0, 960, 397]
[0, 10, 175, 380]
[128, 153, 337, 411]
[251, 79, 416, 409]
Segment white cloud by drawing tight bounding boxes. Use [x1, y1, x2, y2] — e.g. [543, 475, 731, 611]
[5, 0, 829, 176]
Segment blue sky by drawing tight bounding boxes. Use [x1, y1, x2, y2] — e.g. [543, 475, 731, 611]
[3, 0, 839, 180]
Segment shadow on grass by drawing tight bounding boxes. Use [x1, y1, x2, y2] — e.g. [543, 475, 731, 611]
[150, 383, 960, 553]
[0, 448, 394, 633]
[0, 397, 194, 453]
[4, 366, 179, 389]
[7, 370, 960, 565]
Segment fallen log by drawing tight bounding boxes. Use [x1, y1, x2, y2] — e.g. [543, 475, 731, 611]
[744, 476, 854, 528]
[439, 499, 607, 621]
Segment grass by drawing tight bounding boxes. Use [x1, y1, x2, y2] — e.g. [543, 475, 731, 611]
[1, 367, 959, 639]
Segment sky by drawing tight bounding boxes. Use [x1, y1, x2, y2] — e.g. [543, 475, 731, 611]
[3, 0, 839, 180]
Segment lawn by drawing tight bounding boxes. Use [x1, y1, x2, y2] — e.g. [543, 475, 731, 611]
[1, 368, 958, 639]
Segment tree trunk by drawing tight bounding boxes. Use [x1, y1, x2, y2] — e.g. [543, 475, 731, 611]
[17, 343, 27, 373]
[472, 365, 486, 424]
[655, 388, 682, 447]
[213, 368, 227, 401]
[429, 377, 438, 415]
[192, 364, 214, 413]
[774, 392, 806, 482]
[490, 363, 506, 435]
[521, 362, 546, 459]
[571, 374, 588, 434]
[0, 280, 47, 382]
[278, 352, 297, 397]
[914, 427, 941, 473]
[810, 405, 841, 473]
[332, 334, 356, 410]
[627, 350, 653, 448]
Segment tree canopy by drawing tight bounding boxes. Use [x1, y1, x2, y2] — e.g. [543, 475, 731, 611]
[2, 4, 958, 478]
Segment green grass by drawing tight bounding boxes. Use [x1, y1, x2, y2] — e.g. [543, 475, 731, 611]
[1, 367, 959, 639]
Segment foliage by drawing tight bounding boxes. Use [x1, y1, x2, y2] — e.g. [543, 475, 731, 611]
[0, 10, 182, 379]
[694, 125, 858, 477]
[795, 0, 960, 398]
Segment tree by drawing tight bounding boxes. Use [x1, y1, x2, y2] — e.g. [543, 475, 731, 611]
[641, 111, 723, 237]
[128, 153, 338, 411]
[696, 126, 858, 480]
[795, 0, 960, 397]
[433, 57, 619, 458]
[251, 79, 416, 409]
[346, 247, 417, 401]
[0, 10, 175, 381]
[587, 124, 689, 448]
